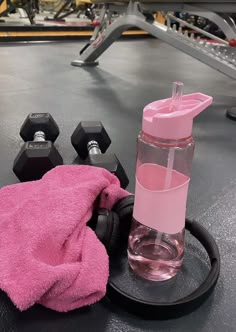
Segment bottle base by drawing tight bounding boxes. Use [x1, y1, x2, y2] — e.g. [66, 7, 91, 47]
[128, 250, 183, 282]
[128, 219, 184, 282]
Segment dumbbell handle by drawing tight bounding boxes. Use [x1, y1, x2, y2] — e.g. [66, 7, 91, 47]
[87, 140, 102, 155]
[34, 131, 46, 142]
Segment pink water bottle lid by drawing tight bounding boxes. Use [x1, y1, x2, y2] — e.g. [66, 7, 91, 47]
[142, 89, 213, 140]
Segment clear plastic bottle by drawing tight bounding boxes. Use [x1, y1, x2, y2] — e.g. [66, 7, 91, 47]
[128, 83, 213, 282]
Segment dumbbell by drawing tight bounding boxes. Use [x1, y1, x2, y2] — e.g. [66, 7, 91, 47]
[71, 121, 129, 189]
[13, 113, 63, 182]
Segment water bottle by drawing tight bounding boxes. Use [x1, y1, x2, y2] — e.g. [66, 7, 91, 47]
[128, 82, 213, 281]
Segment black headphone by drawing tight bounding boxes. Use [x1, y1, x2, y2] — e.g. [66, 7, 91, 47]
[88, 195, 220, 320]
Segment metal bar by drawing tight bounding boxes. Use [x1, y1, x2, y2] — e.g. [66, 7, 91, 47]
[90, 5, 107, 42]
[54, 0, 72, 19]
[57, 8, 78, 20]
[184, 4, 236, 40]
[167, 13, 229, 45]
[220, 14, 236, 34]
[186, 4, 236, 13]
[87, 141, 102, 154]
[140, 3, 236, 13]
[105, 2, 236, 14]
[141, 19, 236, 79]
[72, 21, 132, 65]
[72, 9, 236, 80]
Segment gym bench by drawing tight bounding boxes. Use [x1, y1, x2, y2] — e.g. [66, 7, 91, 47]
[71, 0, 236, 80]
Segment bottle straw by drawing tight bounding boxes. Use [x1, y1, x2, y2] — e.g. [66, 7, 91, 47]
[155, 82, 184, 248]
[169, 81, 184, 113]
[164, 82, 184, 189]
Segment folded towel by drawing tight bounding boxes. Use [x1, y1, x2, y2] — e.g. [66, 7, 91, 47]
[0, 165, 128, 312]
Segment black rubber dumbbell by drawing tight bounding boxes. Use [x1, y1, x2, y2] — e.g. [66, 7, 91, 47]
[13, 113, 63, 182]
[71, 121, 129, 189]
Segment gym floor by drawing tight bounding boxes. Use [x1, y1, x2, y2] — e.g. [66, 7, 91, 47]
[0, 39, 236, 331]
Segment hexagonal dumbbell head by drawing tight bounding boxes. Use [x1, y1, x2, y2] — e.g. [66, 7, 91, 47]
[88, 153, 129, 189]
[13, 141, 63, 182]
[71, 121, 111, 159]
[20, 113, 60, 142]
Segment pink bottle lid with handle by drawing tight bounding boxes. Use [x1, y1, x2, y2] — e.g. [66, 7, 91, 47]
[142, 92, 213, 140]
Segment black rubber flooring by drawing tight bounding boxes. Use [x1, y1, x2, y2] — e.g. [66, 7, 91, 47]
[0, 39, 236, 331]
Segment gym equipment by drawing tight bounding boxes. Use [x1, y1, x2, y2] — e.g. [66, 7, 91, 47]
[44, 0, 95, 22]
[13, 113, 63, 182]
[0, 0, 37, 24]
[226, 106, 236, 120]
[71, 121, 129, 189]
[71, 0, 236, 80]
[88, 195, 220, 319]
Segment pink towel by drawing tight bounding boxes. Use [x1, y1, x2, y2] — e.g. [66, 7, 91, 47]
[0, 165, 128, 312]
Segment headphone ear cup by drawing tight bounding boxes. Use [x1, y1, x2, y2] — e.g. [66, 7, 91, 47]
[94, 209, 121, 255]
[105, 212, 121, 255]
[104, 211, 120, 255]
[113, 195, 134, 243]
[94, 209, 111, 245]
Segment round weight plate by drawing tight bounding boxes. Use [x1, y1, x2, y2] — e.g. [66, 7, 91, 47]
[106, 220, 220, 320]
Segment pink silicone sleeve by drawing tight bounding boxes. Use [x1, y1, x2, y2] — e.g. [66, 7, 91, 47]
[133, 164, 190, 234]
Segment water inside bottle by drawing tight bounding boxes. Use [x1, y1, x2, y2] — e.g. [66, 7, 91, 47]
[128, 219, 184, 281]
